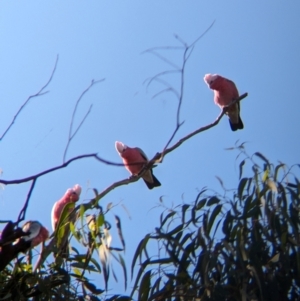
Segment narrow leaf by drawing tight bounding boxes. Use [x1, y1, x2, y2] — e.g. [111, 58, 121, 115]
[160, 211, 176, 228]
[239, 159, 245, 179]
[238, 178, 248, 200]
[80, 205, 85, 229]
[266, 179, 278, 193]
[254, 152, 269, 165]
[181, 204, 189, 224]
[274, 163, 285, 181]
[138, 270, 151, 301]
[207, 196, 220, 206]
[131, 234, 150, 278]
[118, 254, 128, 290]
[269, 253, 280, 263]
[115, 215, 125, 250]
[207, 204, 222, 236]
[97, 213, 105, 228]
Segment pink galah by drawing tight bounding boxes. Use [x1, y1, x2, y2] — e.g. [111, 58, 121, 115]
[21, 220, 49, 248]
[115, 141, 161, 189]
[51, 185, 81, 257]
[51, 184, 82, 231]
[204, 74, 244, 131]
[0, 221, 49, 271]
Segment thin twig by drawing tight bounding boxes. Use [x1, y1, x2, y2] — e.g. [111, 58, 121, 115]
[144, 70, 180, 90]
[150, 77, 180, 100]
[0, 220, 13, 224]
[185, 45, 195, 63]
[168, 22, 215, 149]
[144, 50, 181, 70]
[141, 46, 184, 54]
[143, 23, 215, 153]
[151, 88, 180, 101]
[189, 20, 216, 48]
[17, 179, 37, 223]
[159, 42, 189, 152]
[0, 153, 125, 185]
[162, 121, 185, 153]
[162, 93, 248, 157]
[174, 34, 188, 47]
[0, 148, 177, 186]
[71, 104, 93, 139]
[77, 176, 141, 212]
[63, 79, 105, 162]
[0, 55, 59, 141]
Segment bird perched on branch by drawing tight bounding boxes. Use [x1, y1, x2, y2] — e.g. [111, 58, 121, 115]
[51, 184, 81, 256]
[17, 221, 49, 250]
[204, 74, 244, 131]
[0, 221, 49, 271]
[51, 184, 81, 231]
[115, 141, 161, 189]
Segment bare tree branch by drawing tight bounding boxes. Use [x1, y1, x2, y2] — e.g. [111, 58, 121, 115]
[78, 177, 142, 212]
[0, 23, 238, 242]
[71, 104, 93, 139]
[141, 46, 184, 53]
[144, 70, 180, 91]
[150, 78, 180, 100]
[189, 20, 216, 48]
[0, 92, 246, 252]
[0, 220, 13, 224]
[143, 22, 215, 153]
[80, 93, 248, 211]
[142, 50, 181, 70]
[17, 179, 36, 223]
[167, 23, 215, 150]
[63, 78, 105, 163]
[174, 34, 188, 47]
[0, 154, 125, 185]
[0, 55, 59, 141]
[162, 93, 248, 156]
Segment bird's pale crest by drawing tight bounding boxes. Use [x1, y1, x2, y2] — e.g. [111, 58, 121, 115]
[22, 221, 41, 241]
[115, 141, 127, 153]
[73, 184, 81, 196]
[203, 74, 219, 86]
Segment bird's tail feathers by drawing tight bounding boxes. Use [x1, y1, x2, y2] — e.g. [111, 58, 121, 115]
[229, 116, 244, 131]
[143, 174, 161, 190]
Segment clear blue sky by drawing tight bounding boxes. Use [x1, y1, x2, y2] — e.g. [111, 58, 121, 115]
[0, 1, 299, 295]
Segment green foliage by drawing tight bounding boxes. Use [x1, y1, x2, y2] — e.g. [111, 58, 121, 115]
[1, 151, 300, 301]
[0, 202, 127, 300]
[131, 152, 300, 301]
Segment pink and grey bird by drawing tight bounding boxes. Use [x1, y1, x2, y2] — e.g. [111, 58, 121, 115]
[51, 184, 82, 231]
[51, 184, 81, 257]
[0, 221, 49, 271]
[204, 74, 244, 131]
[115, 141, 161, 189]
[20, 221, 49, 248]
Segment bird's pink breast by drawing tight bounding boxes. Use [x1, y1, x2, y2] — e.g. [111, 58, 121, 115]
[52, 192, 77, 229]
[122, 148, 146, 175]
[213, 79, 238, 107]
[31, 227, 49, 247]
